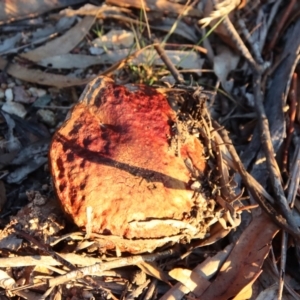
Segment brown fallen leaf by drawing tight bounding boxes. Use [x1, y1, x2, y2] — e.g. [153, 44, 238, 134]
[198, 213, 279, 299]
[21, 16, 95, 62]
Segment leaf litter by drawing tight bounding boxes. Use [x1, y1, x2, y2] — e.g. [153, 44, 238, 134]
[0, 0, 300, 299]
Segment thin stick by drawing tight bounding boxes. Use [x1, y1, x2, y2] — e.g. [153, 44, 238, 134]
[282, 72, 297, 172]
[48, 249, 176, 288]
[252, 73, 300, 238]
[153, 42, 184, 84]
[278, 232, 287, 300]
[221, 15, 261, 72]
[266, 0, 297, 52]
[14, 228, 76, 271]
[213, 121, 300, 241]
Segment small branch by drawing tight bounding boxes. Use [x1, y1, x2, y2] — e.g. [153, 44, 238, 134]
[48, 249, 176, 288]
[252, 74, 300, 234]
[282, 72, 297, 173]
[213, 121, 300, 241]
[266, 0, 297, 52]
[14, 228, 76, 271]
[221, 15, 262, 72]
[153, 42, 185, 84]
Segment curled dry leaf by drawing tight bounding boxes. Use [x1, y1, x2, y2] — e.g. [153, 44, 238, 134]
[49, 76, 238, 253]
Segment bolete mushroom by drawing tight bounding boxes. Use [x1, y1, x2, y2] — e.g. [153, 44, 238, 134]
[49, 76, 216, 253]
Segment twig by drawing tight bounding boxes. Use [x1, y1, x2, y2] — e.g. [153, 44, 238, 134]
[282, 72, 297, 173]
[221, 15, 262, 72]
[48, 249, 176, 288]
[266, 0, 297, 52]
[126, 279, 151, 300]
[213, 121, 300, 241]
[14, 228, 76, 271]
[287, 141, 300, 207]
[237, 18, 263, 64]
[252, 73, 300, 239]
[278, 232, 287, 300]
[153, 42, 185, 84]
[143, 278, 157, 300]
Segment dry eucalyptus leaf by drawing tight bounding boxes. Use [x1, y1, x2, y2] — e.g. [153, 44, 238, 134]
[6, 156, 48, 184]
[0, 0, 86, 24]
[198, 213, 279, 299]
[21, 16, 95, 62]
[0, 33, 22, 54]
[213, 45, 240, 92]
[0, 57, 91, 88]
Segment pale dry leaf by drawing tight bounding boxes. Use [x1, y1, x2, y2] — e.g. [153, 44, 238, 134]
[198, 213, 279, 299]
[194, 243, 234, 280]
[0, 234, 23, 251]
[1, 112, 21, 152]
[60, 3, 104, 16]
[161, 244, 233, 300]
[0, 0, 84, 25]
[0, 270, 15, 289]
[0, 0, 85, 24]
[169, 268, 210, 294]
[0, 253, 103, 268]
[36, 49, 204, 71]
[0, 57, 91, 88]
[10, 141, 49, 165]
[31, 16, 76, 41]
[62, 4, 199, 43]
[213, 45, 240, 92]
[38, 54, 104, 69]
[6, 155, 48, 183]
[21, 16, 95, 62]
[92, 29, 134, 49]
[0, 33, 22, 54]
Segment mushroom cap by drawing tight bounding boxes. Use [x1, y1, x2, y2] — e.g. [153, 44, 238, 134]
[49, 77, 206, 240]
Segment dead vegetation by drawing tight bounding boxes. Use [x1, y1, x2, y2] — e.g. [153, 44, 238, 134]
[0, 0, 300, 299]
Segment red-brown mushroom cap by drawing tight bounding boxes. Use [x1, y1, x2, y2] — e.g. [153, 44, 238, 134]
[49, 77, 206, 240]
